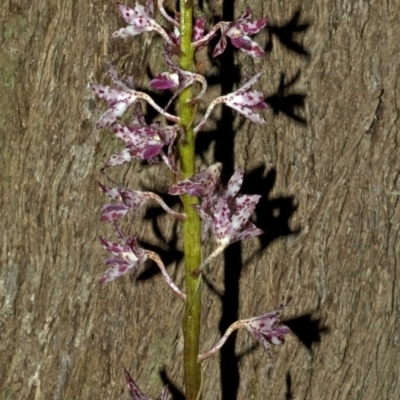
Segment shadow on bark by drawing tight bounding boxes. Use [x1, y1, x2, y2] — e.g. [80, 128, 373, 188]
[202, 5, 311, 400]
[284, 313, 329, 351]
[266, 10, 311, 57]
[266, 71, 307, 125]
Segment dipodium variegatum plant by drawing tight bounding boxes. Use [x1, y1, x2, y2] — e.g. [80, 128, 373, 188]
[91, 1, 291, 399]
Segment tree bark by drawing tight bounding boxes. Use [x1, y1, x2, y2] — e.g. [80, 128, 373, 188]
[1, 1, 399, 399]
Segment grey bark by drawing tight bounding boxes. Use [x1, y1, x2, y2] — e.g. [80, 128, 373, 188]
[1, 1, 399, 399]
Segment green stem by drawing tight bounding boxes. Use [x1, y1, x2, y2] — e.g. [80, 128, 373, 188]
[179, 1, 202, 399]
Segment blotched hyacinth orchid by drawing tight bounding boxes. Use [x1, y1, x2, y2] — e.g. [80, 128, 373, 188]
[91, 64, 179, 129]
[124, 368, 170, 400]
[199, 301, 291, 361]
[98, 224, 148, 284]
[112, 1, 178, 52]
[170, 163, 263, 270]
[99, 222, 185, 300]
[193, 7, 267, 58]
[194, 72, 267, 133]
[213, 7, 267, 57]
[98, 182, 185, 222]
[101, 103, 180, 172]
[168, 162, 222, 200]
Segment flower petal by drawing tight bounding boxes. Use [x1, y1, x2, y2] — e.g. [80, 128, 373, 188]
[98, 236, 126, 255]
[150, 72, 179, 90]
[230, 221, 263, 244]
[223, 167, 244, 200]
[101, 203, 131, 222]
[104, 148, 134, 168]
[230, 35, 265, 57]
[213, 197, 232, 243]
[245, 307, 291, 353]
[99, 261, 136, 284]
[193, 17, 205, 41]
[114, 3, 154, 37]
[169, 163, 222, 197]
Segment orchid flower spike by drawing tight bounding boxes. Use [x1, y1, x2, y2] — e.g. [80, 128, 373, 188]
[124, 368, 170, 400]
[150, 50, 207, 110]
[91, 64, 179, 128]
[193, 7, 267, 58]
[194, 72, 267, 133]
[198, 300, 291, 361]
[99, 223, 185, 300]
[112, 1, 178, 52]
[98, 182, 186, 222]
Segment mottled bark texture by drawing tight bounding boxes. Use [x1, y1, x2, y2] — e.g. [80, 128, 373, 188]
[1, 1, 399, 399]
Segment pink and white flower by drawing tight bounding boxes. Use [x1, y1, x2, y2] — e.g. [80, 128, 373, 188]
[98, 225, 148, 284]
[168, 163, 222, 200]
[170, 164, 263, 269]
[98, 182, 185, 222]
[99, 223, 185, 300]
[194, 72, 267, 133]
[193, 7, 267, 58]
[112, 2, 178, 52]
[91, 64, 179, 129]
[101, 103, 180, 172]
[199, 301, 290, 361]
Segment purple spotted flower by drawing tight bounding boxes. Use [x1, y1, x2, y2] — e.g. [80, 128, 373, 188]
[91, 64, 179, 129]
[98, 224, 148, 284]
[112, 1, 178, 52]
[150, 50, 207, 110]
[99, 223, 185, 300]
[124, 367, 170, 400]
[195, 168, 263, 268]
[98, 182, 185, 222]
[193, 7, 267, 58]
[170, 164, 263, 269]
[194, 72, 267, 133]
[168, 162, 222, 200]
[199, 301, 290, 361]
[102, 103, 180, 172]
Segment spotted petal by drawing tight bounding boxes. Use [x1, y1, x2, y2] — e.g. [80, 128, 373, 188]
[150, 72, 179, 90]
[99, 183, 186, 221]
[194, 72, 266, 132]
[169, 163, 222, 197]
[245, 307, 291, 353]
[199, 302, 290, 361]
[112, 2, 178, 51]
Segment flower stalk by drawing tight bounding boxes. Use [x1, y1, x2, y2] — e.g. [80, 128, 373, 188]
[178, 1, 202, 399]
